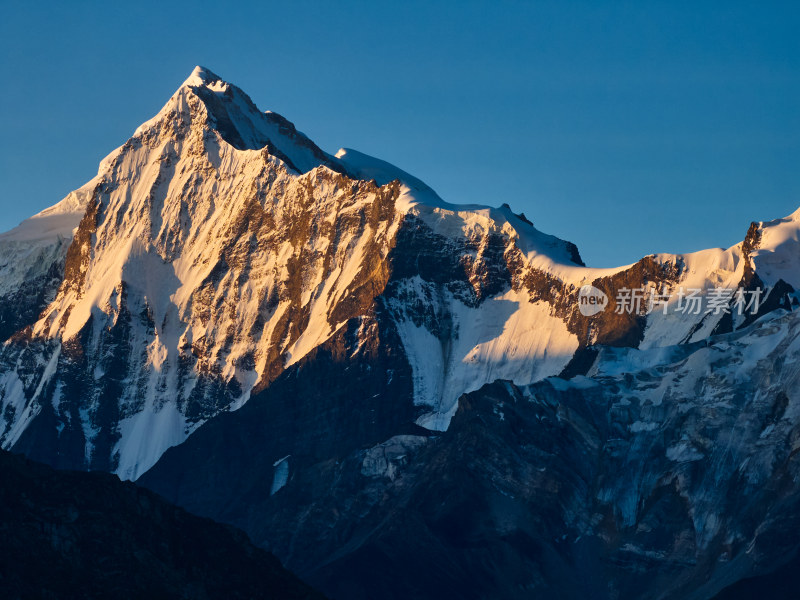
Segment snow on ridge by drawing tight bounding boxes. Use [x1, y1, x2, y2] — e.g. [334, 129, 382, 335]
[335, 144, 800, 293]
[335, 146, 592, 277]
[0, 186, 93, 244]
[335, 147, 442, 202]
[749, 208, 800, 287]
[333, 148, 800, 300]
[0, 179, 100, 300]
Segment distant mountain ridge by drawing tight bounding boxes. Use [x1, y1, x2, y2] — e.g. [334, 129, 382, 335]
[0, 448, 323, 599]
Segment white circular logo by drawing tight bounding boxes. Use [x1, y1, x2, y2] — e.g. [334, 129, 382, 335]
[577, 285, 608, 316]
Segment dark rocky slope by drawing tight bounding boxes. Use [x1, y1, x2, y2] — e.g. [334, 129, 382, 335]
[143, 307, 800, 600]
[0, 449, 324, 600]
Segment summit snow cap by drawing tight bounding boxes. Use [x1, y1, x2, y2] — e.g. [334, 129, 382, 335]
[182, 65, 225, 88]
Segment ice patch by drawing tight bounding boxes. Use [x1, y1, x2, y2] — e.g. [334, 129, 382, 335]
[270, 455, 291, 495]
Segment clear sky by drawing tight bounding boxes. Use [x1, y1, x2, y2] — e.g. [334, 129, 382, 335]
[1, 0, 798, 267]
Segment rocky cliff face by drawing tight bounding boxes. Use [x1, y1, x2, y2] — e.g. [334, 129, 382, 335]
[2, 66, 800, 599]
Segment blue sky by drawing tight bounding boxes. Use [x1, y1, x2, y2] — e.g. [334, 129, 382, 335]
[1, 0, 798, 266]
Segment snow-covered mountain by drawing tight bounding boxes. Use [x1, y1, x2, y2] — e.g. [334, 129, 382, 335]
[1, 66, 798, 479]
[2, 66, 800, 598]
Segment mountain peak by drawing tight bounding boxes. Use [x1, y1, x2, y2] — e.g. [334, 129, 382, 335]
[139, 65, 338, 173]
[182, 65, 225, 88]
